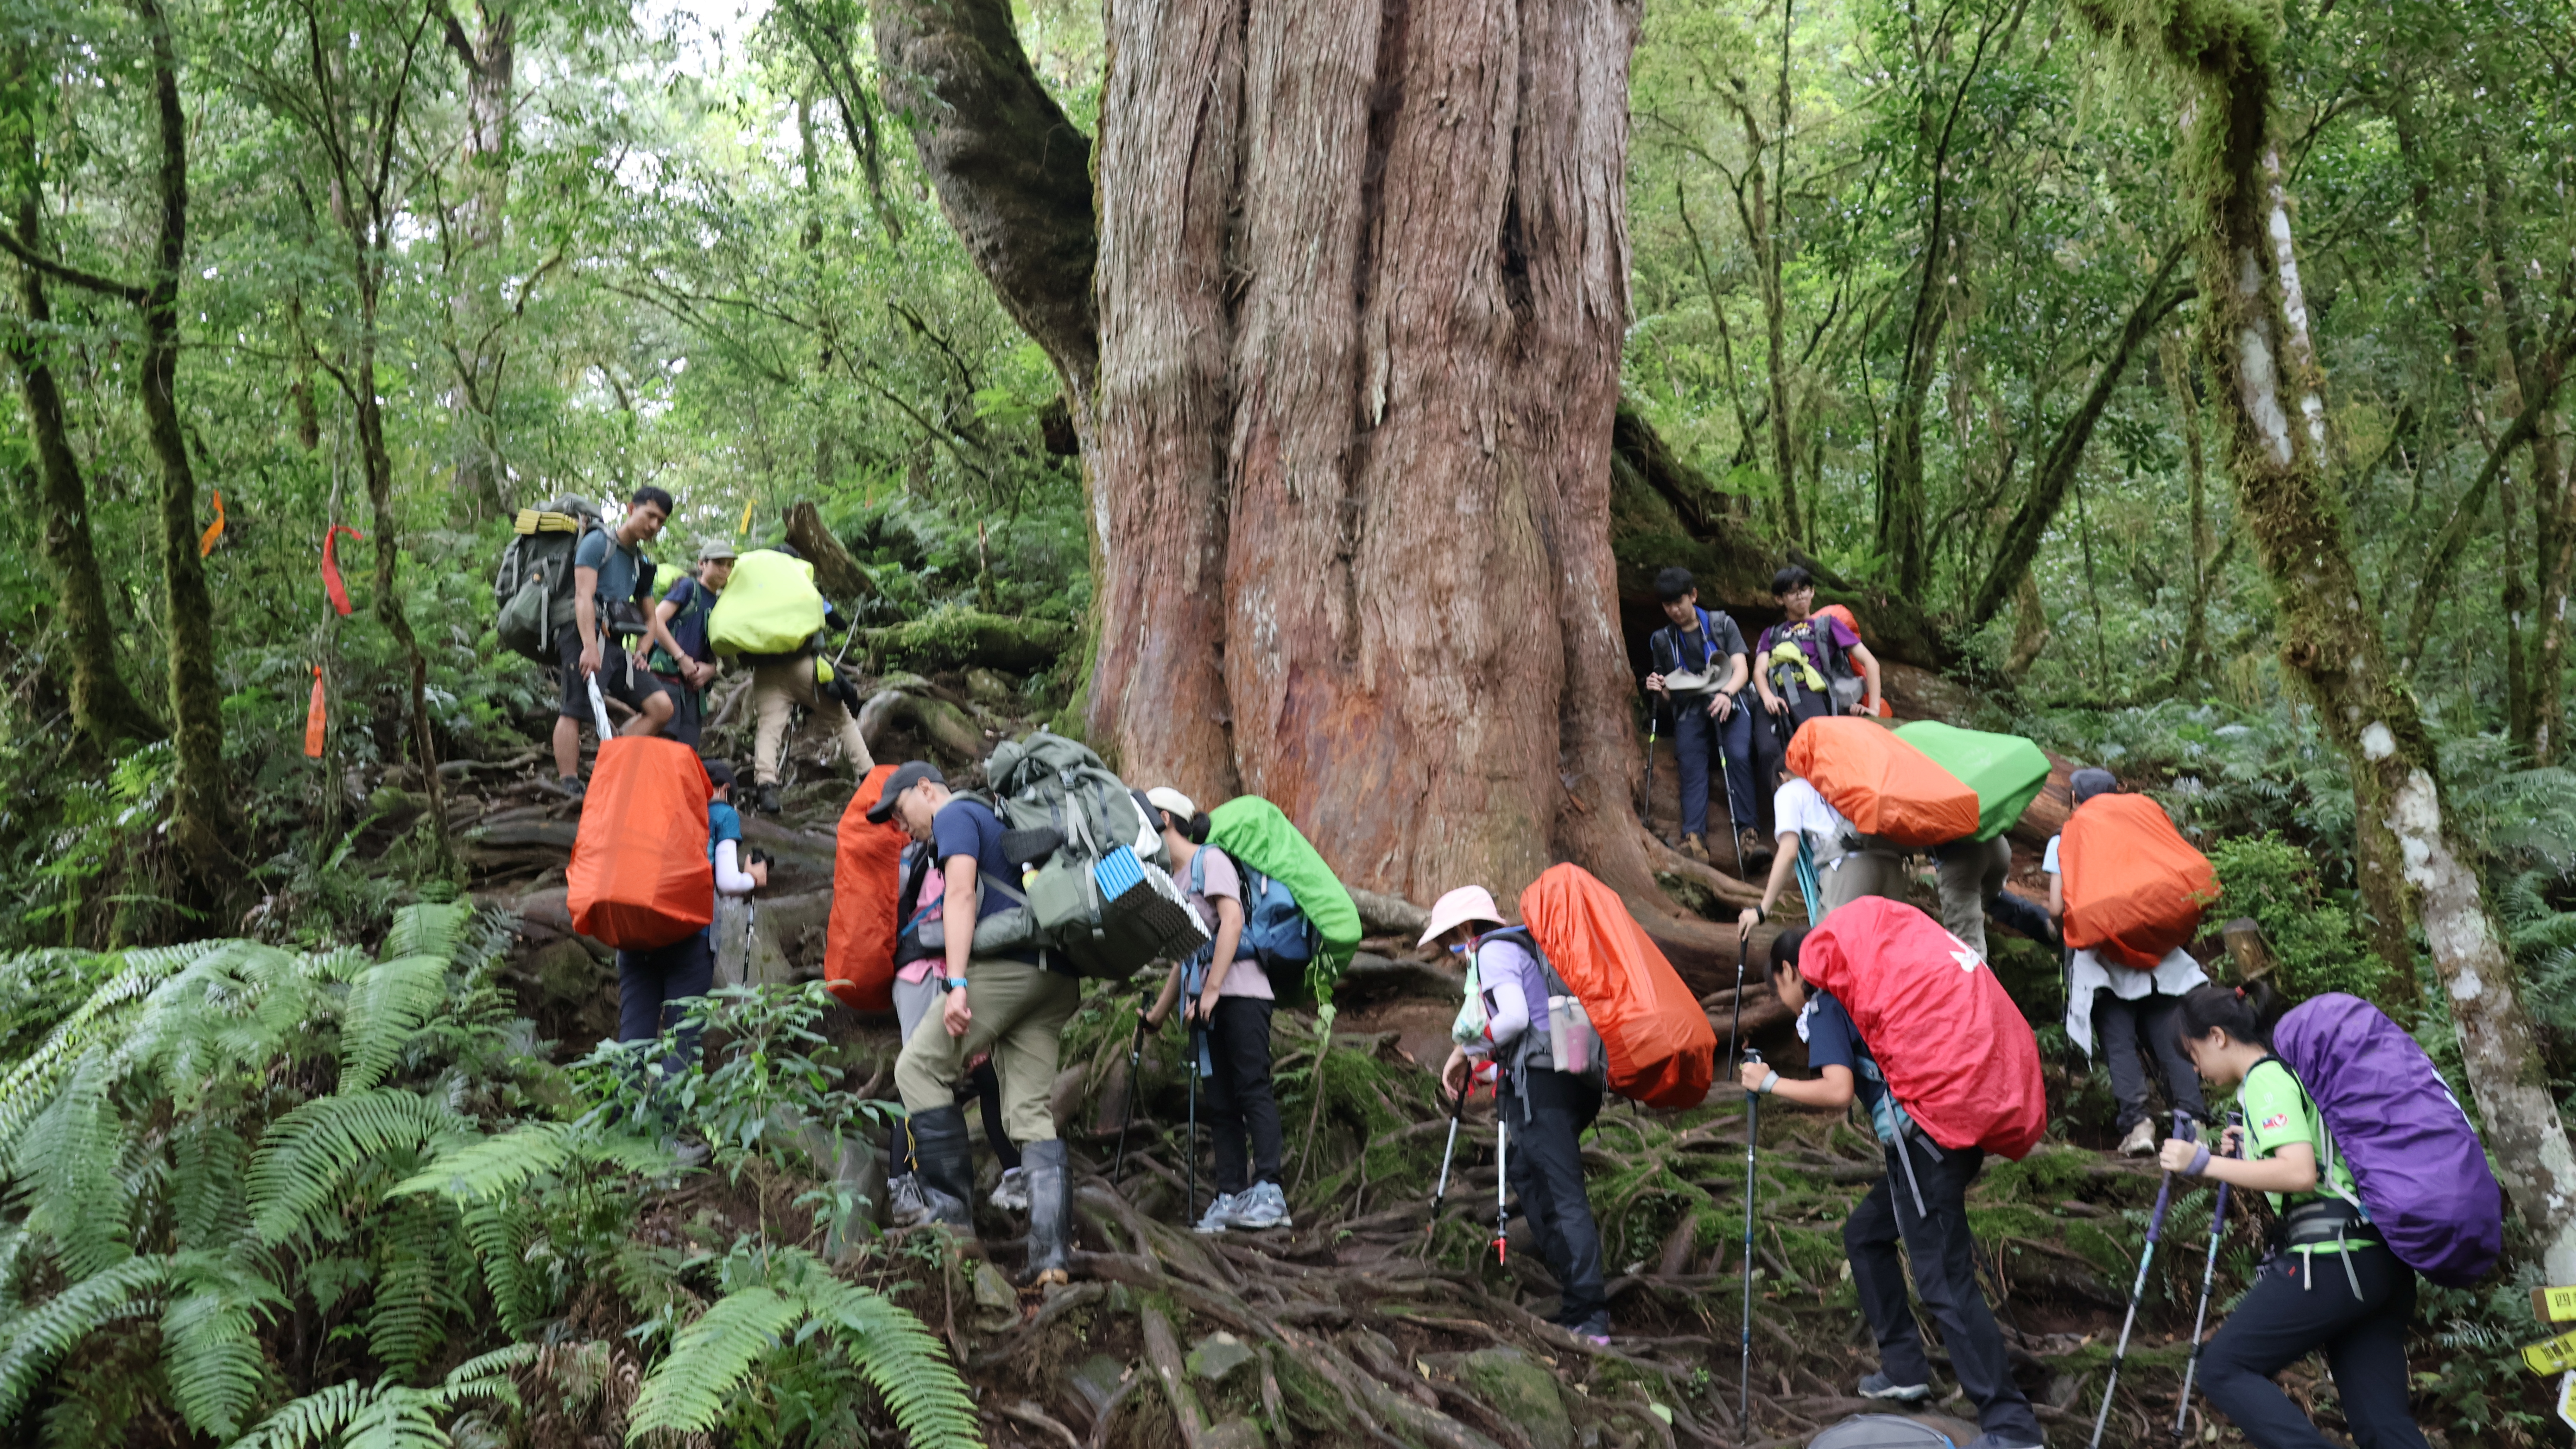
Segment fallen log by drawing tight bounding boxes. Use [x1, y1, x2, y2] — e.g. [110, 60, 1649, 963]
[857, 687, 989, 763]
[861, 606, 1074, 673]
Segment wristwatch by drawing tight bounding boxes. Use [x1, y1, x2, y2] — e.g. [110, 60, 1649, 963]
[945, 976, 968, 990]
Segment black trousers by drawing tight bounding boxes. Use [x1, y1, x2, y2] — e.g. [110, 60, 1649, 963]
[1502, 1070, 1608, 1327]
[2199, 1244, 2431, 1449]
[1204, 997, 1283, 1193]
[2095, 990, 2208, 1133]
[1845, 1138, 2042, 1442]
[616, 929, 714, 1075]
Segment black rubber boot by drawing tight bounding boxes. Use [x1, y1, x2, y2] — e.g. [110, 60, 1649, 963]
[754, 782, 783, 815]
[908, 1105, 976, 1232]
[1022, 1138, 1073, 1286]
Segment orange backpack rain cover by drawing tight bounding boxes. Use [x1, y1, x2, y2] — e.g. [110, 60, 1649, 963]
[567, 737, 714, 949]
[1518, 864, 1716, 1109]
[1798, 897, 2048, 1158]
[826, 763, 908, 1010]
[1783, 717, 1979, 846]
[2061, 793, 2218, 970]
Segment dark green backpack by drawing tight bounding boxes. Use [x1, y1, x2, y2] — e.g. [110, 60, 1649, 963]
[493, 497, 603, 664]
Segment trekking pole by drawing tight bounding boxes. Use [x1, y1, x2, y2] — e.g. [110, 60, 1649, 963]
[1715, 710, 1747, 878]
[2089, 1107, 2186, 1449]
[2172, 1111, 2241, 1440]
[1111, 985, 1152, 1183]
[1428, 1075, 1468, 1235]
[1185, 1013, 1201, 1226]
[1640, 698, 1661, 838]
[1725, 935, 1750, 1067]
[1739, 1046, 1763, 1444]
[1492, 1103, 1510, 1267]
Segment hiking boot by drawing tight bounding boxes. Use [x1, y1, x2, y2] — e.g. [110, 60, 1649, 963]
[990, 1165, 1031, 1214]
[1021, 1139, 1073, 1287]
[2117, 1119, 2159, 1157]
[554, 774, 586, 802]
[1231, 1181, 1292, 1231]
[1858, 1371, 1932, 1402]
[754, 782, 783, 815]
[886, 1173, 933, 1228]
[908, 1105, 978, 1234]
[1680, 834, 1711, 863]
[1193, 1191, 1241, 1235]
[1736, 826, 1774, 868]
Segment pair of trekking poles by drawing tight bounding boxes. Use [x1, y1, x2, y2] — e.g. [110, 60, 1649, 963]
[2085, 1107, 2241, 1448]
[1111, 983, 1214, 1226]
[1641, 697, 1751, 877]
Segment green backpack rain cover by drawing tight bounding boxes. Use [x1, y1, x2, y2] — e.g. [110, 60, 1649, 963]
[1892, 721, 2050, 843]
[1206, 796, 1363, 1005]
[709, 549, 825, 657]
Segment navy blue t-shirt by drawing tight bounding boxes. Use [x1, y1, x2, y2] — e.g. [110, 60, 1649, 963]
[931, 796, 1041, 967]
[661, 577, 718, 663]
[1797, 990, 1910, 1145]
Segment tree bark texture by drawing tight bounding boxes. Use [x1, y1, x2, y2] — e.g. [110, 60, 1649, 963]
[2078, 0, 2576, 1278]
[7, 203, 162, 752]
[136, 0, 230, 872]
[440, 0, 514, 518]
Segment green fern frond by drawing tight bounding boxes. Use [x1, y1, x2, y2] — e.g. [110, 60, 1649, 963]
[461, 1198, 547, 1339]
[9, 1049, 136, 1279]
[339, 955, 450, 1094]
[231, 1378, 384, 1449]
[246, 1089, 456, 1247]
[168, 1119, 250, 1252]
[804, 1273, 983, 1449]
[161, 1254, 287, 1439]
[0, 1253, 169, 1424]
[390, 1120, 574, 1202]
[0, 943, 203, 1152]
[624, 1285, 805, 1440]
[381, 904, 473, 966]
[365, 1196, 455, 1382]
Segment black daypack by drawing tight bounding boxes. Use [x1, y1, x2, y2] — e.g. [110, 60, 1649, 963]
[492, 497, 653, 664]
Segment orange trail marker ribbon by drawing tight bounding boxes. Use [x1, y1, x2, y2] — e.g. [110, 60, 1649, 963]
[198, 490, 225, 557]
[322, 524, 365, 615]
[304, 666, 327, 758]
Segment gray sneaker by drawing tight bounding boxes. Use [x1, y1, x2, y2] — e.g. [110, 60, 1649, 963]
[1231, 1181, 1292, 1230]
[990, 1166, 1030, 1213]
[886, 1173, 933, 1229]
[1193, 1191, 1241, 1235]
[1858, 1370, 1932, 1402]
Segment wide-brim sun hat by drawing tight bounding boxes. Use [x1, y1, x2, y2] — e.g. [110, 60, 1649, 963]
[1419, 886, 1506, 947]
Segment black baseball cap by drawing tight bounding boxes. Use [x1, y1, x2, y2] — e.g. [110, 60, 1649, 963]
[704, 759, 737, 789]
[866, 761, 946, 823]
[2070, 767, 2117, 804]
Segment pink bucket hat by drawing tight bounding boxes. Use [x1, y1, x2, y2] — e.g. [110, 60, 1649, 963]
[1418, 886, 1506, 947]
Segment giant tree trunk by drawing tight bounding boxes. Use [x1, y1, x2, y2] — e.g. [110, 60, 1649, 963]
[440, 0, 514, 519]
[2079, 0, 2576, 1278]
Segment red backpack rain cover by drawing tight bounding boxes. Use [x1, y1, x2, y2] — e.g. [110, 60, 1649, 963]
[567, 737, 714, 949]
[1519, 864, 1716, 1109]
[1783, 717, 1979, 846]
[1797, 897, 2047, 1158]
[2061, 794, 2218, 970]
[826, 763, 907, 1010]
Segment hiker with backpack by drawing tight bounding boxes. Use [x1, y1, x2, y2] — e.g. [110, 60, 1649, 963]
[647, 541, 735, 750]
[1642, 566, 1768, 871]
[881, 831, 1025, 1229]
[551, 486, 684, 798]
[1139, 787, 1292, 1235]
[615, 758, 766, 1072]
[2047, 768, 2210, 1157]
[1733, 758, 1910, 933]
[871, 760, 1079, 1285]
[723, 545, 873, 814]
[2152, 982, 2444, 1449]
[1751, 567, 1882, 767]
[1426, 886, 1612, 1347]
[1748, 923, 2046, 1449]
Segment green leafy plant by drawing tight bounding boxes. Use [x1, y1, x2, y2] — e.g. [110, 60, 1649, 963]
[2207, 832, 2386, 1002]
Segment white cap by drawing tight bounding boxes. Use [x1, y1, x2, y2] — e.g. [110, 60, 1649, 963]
[1419, 886, 1506, 947]
[1145, 786, 1197, 820]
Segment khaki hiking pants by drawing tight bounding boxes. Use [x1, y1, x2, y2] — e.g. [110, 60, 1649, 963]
[895, 958, 1079, 1144]
[750, 657, 873, 786]
[1933, 836, 2013, 961]
[1818, 847, 1909, 922]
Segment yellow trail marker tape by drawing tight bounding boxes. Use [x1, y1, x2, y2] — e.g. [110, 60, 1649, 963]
[2520, 1327, 2576, 1376]
[739, 498, 756, 536]
[2533, 1286, 2576, 1323]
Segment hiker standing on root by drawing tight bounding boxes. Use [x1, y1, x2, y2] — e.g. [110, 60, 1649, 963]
[648, 541, 734, 751]
[1751, 566, 1882, 768]
[746, 545, 873, 815]
[1142, 787, 1292, 1235]
[1734, 762, 1908, 931]
[1750, 929, 2044, 1449]
[615, 759, 766, 1071]
[875, 761, 1078, 1286]
[553, 486, 685, 797]
[1426, 887, 1612, 1348]
[2156, 983, 2434, 1449]
[880, 832, 1024, 1229]
[1643, 566, 1768, 871]
[2048, 768, 2208, 1157]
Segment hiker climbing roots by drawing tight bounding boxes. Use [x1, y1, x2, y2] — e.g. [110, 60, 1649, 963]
[1427, 886, 1612, 1347]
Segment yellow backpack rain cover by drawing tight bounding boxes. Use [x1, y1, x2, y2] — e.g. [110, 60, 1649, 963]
[708, 549, 826, 656]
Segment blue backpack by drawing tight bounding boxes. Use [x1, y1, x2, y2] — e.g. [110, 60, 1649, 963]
[1188, 847, 1318, 980]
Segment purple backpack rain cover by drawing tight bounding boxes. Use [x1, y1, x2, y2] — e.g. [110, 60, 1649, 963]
[2271, 992, 2505, 1287]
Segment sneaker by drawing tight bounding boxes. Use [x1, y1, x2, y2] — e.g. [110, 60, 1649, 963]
[1858, 1371, 1932, 1403]
[2117, 1119, 2159, 1157]
[554, 774, 586, 802]
[1680, 834, 1711, 863]
[1193, 1192, 1241, 1235]
[1570, 1315, 1611, 1347]
[886, 1173, 933, 1228]
[990, 1166, 1031, 1213]
[754, 782, 782, 815]
[1231, 1181, 1293, 1230]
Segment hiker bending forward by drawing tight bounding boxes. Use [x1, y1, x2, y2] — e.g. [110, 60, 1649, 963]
[2155, 984, 2434, 1449]
[875, 761, 1077, 1286]
[1735, 767, 1906, 934]
[1143, 788, 1291, 1235]
[1749, 929, 2045, 1449]
[1427, 887, 1611, 1347]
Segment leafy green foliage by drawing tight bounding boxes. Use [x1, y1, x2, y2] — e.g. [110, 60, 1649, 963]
[2208, 833, 2385, 1002]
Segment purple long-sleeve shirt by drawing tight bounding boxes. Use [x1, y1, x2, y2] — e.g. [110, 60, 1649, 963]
[1467, 935, 1549, 1060]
